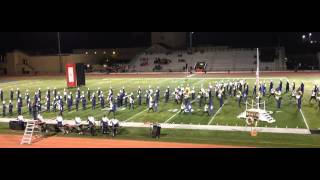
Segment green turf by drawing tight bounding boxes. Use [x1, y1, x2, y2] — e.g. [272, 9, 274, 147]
[0, 75, 319, 130]
[2, 122, 320, 148]
[0, 73, 320, 147]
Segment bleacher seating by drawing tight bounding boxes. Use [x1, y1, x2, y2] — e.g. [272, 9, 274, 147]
[129, 46, 282, 72]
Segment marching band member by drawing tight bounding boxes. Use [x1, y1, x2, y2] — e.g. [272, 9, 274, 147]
[100, 93, 105, 109]
[296, 90, 303, 110]
[218, 89, 223, 108]
[164, 86, 170, 103]
[2, 101, 6, 116]
[0, 89, 3, 102]
[317, 93, 320, 110]
[191, 86, 196, 100]
[75, 94, 80, 111]
[145, 90, 150, 106]
[148, 95, 154, 112]
[45, 96, 50, 112]
[46, 87, 51, 100]
[237, 89, 243, 107]
[87, 88, 91, 101]
[300, 82, 305, 94]
[137, 86, 142, 105]
[291, 82, 296, 92]
[81, 94, 87, 110]
[269, 80, 273, 93]
[204, 103, 214, 116]
[285, 80, 290, 93]
[56, 115, 67, 134]
[74, 117, 83, 134]
[16, 88, 20, 100]
[63, 88, 67, 101]
[76, 87, 80, 99]
[8, 100, 13, 116]
[87, 116, 96, 136]
[91, 93, 96, 110]
[124, 92, 128, 107]
[129, 93, 134, 110]
[310, 89, 317, 104]
[275, 88, 282, 109]
[174, 91, 180, 105]
[10, 88, 14, 101]
[17, 97, 22, 115]
[253, 83, 257, 96]
[67, 94, 72, 111]
[27, 99, 32, 115]
[108, 100, 116, 118]
[155, 86, 160, 103]
[269, 88, 275, 98]
[101, 116, 109, 134]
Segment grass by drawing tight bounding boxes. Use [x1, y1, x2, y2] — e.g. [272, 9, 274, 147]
[0, 74, 320, 147]
[2, 122, 320, 148]
[0, 75, 319, 129]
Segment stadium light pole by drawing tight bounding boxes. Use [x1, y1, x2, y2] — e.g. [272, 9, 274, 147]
[189, 32, 194, 49]
[57, 32, 63, 73]
[256, 48, 260, 108]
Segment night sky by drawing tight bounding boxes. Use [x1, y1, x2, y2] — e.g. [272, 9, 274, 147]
[0, 32, 319, 54]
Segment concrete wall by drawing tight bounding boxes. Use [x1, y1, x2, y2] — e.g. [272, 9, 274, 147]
[152, 32, 187, 49]
[72, 48, 145, 61]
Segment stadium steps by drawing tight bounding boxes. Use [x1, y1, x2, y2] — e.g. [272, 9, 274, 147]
[260, 112, 275, 123]
[20, 120, 40, 145]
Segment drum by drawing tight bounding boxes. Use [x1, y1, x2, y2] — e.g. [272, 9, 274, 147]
[9, 120, 26, 130]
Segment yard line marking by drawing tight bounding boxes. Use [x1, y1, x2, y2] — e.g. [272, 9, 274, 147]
[163, 78, 204, 124]
[164, 111, 180, 123]
[125, 78, 188, 123]
[164, 99, 197, 124]
[187, 74, 196, 78]
[299, 109, 310, 130]
[207, 100, 228, 125]
[124, 108, 149, 122]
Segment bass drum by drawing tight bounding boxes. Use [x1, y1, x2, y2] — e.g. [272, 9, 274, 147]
[9, 121, 26, 130]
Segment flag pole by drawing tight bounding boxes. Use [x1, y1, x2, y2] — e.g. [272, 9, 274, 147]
[256, 48, 260, 108]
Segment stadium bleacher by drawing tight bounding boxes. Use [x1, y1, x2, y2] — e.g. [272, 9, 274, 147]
[129, 46, 284, 72]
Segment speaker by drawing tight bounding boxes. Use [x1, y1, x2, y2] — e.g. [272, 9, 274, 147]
[76, 63, 86, 86]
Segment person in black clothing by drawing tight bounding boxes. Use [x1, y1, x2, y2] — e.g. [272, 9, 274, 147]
[10, 89, 13, 101]
[32, 102, 38, 120]
[27, 100, 32, 115]
[2, 101, 6, 116]
[0, 89, 3, 102]
[75, 95, 80, 111]
[9, 100, 13, 116]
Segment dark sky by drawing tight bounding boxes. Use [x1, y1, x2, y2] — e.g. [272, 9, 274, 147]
[0, 32, 319, 54]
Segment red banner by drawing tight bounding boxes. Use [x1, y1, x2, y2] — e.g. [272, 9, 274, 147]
[66, 64, 77, 87]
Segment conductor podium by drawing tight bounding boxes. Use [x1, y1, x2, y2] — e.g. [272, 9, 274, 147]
[66, 63, 86, 87]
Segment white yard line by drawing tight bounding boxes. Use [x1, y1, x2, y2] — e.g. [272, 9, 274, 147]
[187, 74, 196, 78]
[164, 99, 197, 124]
[207, 100, 228, 125]
[164, 111, 180, 123]
[299, 109, 310, 130]
[124, 108, 149, 122]
[162, 79, 204, 124]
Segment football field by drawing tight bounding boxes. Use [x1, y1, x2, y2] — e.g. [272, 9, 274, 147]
[0, 72, 319, 129]
[1, 72, 320, 147]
